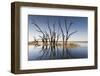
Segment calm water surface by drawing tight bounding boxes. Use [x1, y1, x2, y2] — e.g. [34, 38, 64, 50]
[28, 42, 88, 61]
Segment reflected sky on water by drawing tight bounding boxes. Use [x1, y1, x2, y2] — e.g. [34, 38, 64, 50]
[28, 42, 88, 61]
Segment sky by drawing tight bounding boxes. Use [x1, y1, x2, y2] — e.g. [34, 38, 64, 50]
[28, 15, 88, 41]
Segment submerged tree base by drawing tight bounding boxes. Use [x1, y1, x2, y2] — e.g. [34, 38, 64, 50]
[28, 41, 79, 48]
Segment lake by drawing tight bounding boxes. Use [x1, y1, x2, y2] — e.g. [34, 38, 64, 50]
[28, 42, 88, 61]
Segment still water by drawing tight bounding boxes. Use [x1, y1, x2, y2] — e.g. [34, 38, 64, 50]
[28, 43, 88, 61]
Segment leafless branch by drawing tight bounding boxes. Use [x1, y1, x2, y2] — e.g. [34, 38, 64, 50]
[32, 22, 45, 36]
[58, 19, 64, 37]
[68, 31, 77, 38]
[67, 22, 73, 32]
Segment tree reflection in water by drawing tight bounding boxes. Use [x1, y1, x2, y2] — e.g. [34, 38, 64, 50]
[36, 45, 73, 60]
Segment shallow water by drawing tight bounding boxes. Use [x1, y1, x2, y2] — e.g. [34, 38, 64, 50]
[28, 42, 88, 61]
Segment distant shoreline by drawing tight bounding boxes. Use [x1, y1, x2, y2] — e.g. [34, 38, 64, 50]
[28, 41, 88, 44]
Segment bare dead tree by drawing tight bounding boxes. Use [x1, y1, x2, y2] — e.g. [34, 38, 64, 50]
[32, 22, 45, 45]
[56, 25, 60, 46]
[47, 19, 56, 46]
[56, 33, 60, 46]
[47, 19, 52, 44]
[44, 31, 49, 45]
[64, 18, 77, 45]
[52, 21, 56, 46]
[33, 36, 38, 45]
[58, 19, 65, 46]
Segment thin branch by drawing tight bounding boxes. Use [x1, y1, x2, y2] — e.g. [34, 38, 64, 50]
[56, 33, 60, 41]
[58, 19, 64, 36]
[44, 31, 49, 40]
[64, 18, 68, 36]
[53, 22, 56, 33]
[67, 22, 73, 32]
[32, 23, 45, 35]
[47, 19, 52, 36]
[68, 31, 77, 38]
[39, 35, 43, 39]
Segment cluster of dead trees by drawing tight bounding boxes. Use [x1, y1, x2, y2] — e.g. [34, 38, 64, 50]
[32, 18, 77, 47]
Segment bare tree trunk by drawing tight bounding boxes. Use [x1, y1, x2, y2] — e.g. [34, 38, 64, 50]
[62, 35, 64, 47]
[64, 18, 77, 48]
